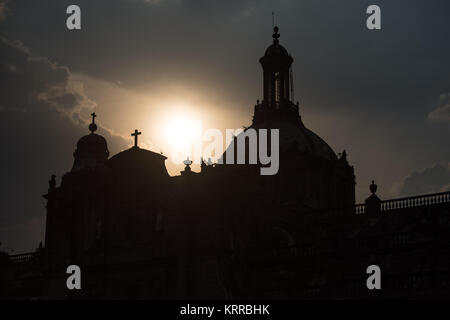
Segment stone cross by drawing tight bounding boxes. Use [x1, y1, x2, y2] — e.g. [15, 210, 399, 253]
[131, 129, 142, 147]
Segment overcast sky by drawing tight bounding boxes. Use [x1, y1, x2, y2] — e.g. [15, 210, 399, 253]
[0, 0, 449, 252]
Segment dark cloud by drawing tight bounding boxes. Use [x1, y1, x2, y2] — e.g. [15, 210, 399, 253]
[2, 1, 449, 117]
[0, 36, 94, 114]
[429, 93, 450, 121]
[400, 163, 450, 196]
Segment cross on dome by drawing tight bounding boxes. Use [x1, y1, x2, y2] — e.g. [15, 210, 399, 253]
[89, 112, 98, 133]
[131, 129, 142, 148]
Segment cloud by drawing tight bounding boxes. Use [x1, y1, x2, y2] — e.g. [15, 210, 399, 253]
[399, 163, 450, 197]
[0, 36, 96, 117]
[428, 93, 450, 122]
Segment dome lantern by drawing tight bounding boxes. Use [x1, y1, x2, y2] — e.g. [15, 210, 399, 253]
[259, 26, 293, 109]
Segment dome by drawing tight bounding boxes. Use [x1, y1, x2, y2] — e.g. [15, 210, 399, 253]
[72, 133, 110, 171]
[76, 133, 108, 150]
[303, 128, 337, 161]
[261, 26, 292, 59]
[74, 133, 109, 161]
[256, 120, 337, 161]
[219, 120, 337, 165]
[264, 43, 290, 58]
[71, 113, 110, 172]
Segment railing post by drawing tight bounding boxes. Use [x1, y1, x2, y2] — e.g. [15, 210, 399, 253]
[365, 180, 381, 215]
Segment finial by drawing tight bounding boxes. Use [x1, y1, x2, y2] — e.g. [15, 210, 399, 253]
[340, 150, 347, 161]
[183, 156, 193, 173]
[200, 157, 207, 172]
[183, 156, 193, 166]
[89, 112, 97, 133]
[49, 174, 56, 190]
[272, 26, 280, 44]
[131, 129, 142, 148]
[370, 180, 378, 194]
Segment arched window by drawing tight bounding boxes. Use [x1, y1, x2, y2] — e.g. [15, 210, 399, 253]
[274, 72, 281, 106]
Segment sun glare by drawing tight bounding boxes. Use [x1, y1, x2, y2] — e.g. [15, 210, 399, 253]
[163, 113, 202, 152]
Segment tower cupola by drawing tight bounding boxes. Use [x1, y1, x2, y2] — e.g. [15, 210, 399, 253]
[259, 26, 294, 108]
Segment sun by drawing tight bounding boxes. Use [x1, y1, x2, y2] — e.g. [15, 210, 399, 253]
[163, 114, 202, 152]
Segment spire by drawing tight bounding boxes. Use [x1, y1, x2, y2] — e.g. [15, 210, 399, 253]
[89, 112, 97, 133]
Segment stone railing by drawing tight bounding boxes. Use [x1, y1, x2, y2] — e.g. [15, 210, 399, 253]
[354, 203, 366, 214]
[354, 191, 450, 215]
[380, 191, 450, 211]
[9, 252, 37, 264]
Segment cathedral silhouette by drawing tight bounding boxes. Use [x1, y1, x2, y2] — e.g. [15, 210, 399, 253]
[1, 27, 450, 300]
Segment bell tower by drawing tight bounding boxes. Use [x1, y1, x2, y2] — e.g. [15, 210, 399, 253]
[253, 26, 299, 125]
[259, 26, 293, 108]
